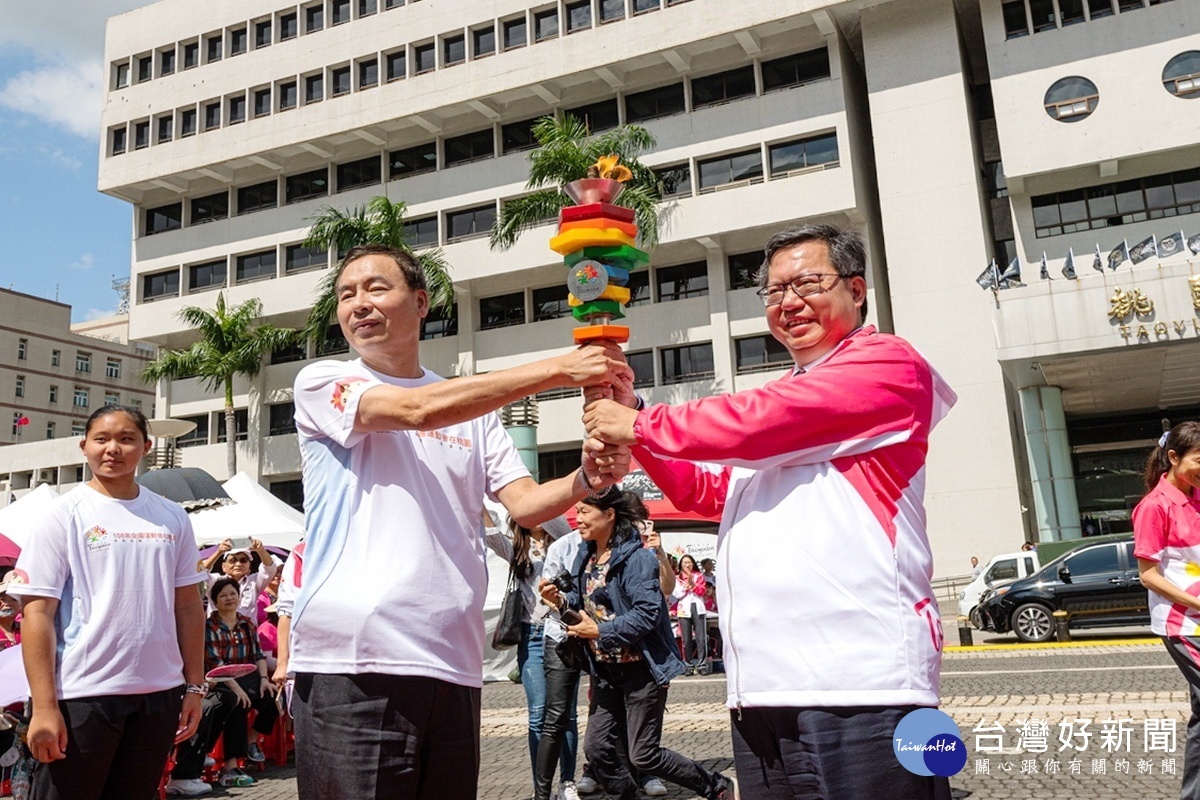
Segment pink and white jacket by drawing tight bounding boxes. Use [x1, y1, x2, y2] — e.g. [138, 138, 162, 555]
[630, 326, 956, 711]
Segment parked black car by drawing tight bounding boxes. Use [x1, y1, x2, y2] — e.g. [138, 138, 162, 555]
[976, 537, 1150, 643]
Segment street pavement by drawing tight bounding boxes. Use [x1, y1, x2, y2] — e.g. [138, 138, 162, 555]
[210, 639, 1192, 799]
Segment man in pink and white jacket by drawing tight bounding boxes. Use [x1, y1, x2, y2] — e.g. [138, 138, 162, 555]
[583, 224, 957, 799]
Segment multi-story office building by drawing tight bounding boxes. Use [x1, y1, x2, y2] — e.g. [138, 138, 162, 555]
[99, 0, 1198, 574]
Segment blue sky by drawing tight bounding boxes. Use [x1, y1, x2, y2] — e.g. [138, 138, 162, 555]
[0, 2, 157, 323]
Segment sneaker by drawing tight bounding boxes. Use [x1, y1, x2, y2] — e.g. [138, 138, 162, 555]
[559, 781, 581, 800]
[165, 778, 212, 797]
[707, 774, 734, 800]
[575, 775, 599, 794]
[641, 777, 668, 797]
[203, 755, 216, 768]
[219, 769, 257, 788]
[246, 741, 266, 763]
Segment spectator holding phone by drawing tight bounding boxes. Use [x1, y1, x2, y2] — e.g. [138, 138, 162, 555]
[201, 537, 278, 620]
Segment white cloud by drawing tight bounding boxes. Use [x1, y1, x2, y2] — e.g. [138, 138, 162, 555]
[69, 253, 95, 271]
[0, 2, 158, 62]
[0, 63, 102, 139]
[83, 307, 118, 322]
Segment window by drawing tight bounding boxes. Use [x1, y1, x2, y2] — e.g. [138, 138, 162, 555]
[414, 43, 435, 74]
[279, 81, 298, 110]
[403, 215, 439, 247]
[280, 12, 299, 40]
[145, 203, 182, 235]
[134, 121, 149, 149]
[176, 415, 209, 448]
[183, 41, 199, 69]
[227, 94, 247, 124]
[269, 403, 297, 436]
[204, 102, 221, 130]
[49, 385, 58, 403]
[1002, 1, 1029, 38]
[332, 0, 351, 25]
[654, 164, 691, 198]
[566, 1, 591, 32]
[385, 0, 405, 6]
[73, 388, 90, 408]
[1044, 76, 1099, 122]
[189, 260, 227, 291]
[238, 180, 278, 214]
[421, 303, 458, 339]
[105, 392, 120, 406]
[600, 0, 625, 22]
[1087, 0, 1114, 18]
[16, 339, 26, 361]
[1031, 167, 1200, 237]
[230, 27, 248, 55]
[692, 65, 756, 109]
[180, 108, 197, 137]
[270, 479, 305, 512]
[115, 61, 130, 89]
[137, 55, 152, 83]
[728, 251, 762, 290]
[335, 156, 381, 192]
[254, 88, 271, 117]
[769, 133, 839, 177]
[306, 4, 324, 32]
[191, 192, 228, 225]
[1117, 0, 1143, 10]
[566, 99, 618, 132]
[735, 335, 790, 373]
[46, 422, 55, 440]
[160, 48, 176, 76]
[216, 409, 250, 443]
[236, 250, 277, 282]
[473, 26, 495, 58]
[255, 20, 272, 48]
[359, 58, 378, 88]
[761, 49, 831, 92]
[51, 349, 59, 367]
[443, 35, 466, 66]
[625, 83, 685, 122]
[1060, 0, 1085, 25]
[539, 449, 582, 480]
[661, 343, 714, 385]
[359, 0, 378, 15]
[503, 17, 527, 50]
[71, 422, 85, 438]
[633, 0, 659, 13]
[480, 292, 526, 329]
[625, 270, 651, 306]
[331, 66, 351, 96]
[271, 341, 308, 364]
[532, 285, 570, 321]
[206, 34, 223, 62]
[157, 116, 173, 143]
[386, 50, 406, 81]
[697, 149, 763, 192]
[502, 118, 539, 153]
[286, 168, 329, 204]
[628, 350, 654, 389]
[1163, 52, 1200, 98]
[390, 142, 437, 177]
[319, 324, 349, 355]
[142, 269, 180, 300]
[305, 73, 324, 103]
[111, 127, 127, 156]
[444, 129, 495, 166]
[1063, 544, 1120, 577]
[534, 8, 559, 40]
[286, 244, 327, 274]
[1028, 0, 1056, 31]
[446, 204, 497, 242]
[14, 377, 24, 398]
[656, 260, 708, 301]
[77, 351, 93, 372]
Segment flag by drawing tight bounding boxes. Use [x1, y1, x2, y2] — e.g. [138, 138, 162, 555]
[1039, 253, 1051, 280]
[1107, 240, 1129, 270]
[1092, 244, 1104, 273]
[975, 259, 999, 290]
[1130, 235, 1157, 265]
[1000, 256, 1022, 286]
[1062, 249, 1076, 279]
[1187, 232, 1200, 256]
[15, 415, 29, 427]
[1158, 231, 1185, 259]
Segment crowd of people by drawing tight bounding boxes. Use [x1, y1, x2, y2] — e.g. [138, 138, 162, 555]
[5, 223, 974, 800]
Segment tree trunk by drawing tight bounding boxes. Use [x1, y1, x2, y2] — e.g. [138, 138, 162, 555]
[224, 378, 237, 478]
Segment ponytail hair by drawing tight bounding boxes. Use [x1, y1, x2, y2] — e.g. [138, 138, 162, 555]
[1143, 421, 1200, 493]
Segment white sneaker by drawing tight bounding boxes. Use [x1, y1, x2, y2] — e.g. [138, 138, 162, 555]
[165, 778, 212, 797]
[575, 775, 599, 794]
[559, 781, 581, 800]
[642, 777, 668, 797]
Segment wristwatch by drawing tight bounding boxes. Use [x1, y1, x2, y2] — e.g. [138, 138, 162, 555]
[185, 683, 208, 697]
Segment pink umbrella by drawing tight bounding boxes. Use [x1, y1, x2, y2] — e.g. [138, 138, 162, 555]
[0, 533, 18, 568]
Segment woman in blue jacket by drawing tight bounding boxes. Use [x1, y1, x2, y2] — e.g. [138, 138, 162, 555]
[541, 489, 732, 800]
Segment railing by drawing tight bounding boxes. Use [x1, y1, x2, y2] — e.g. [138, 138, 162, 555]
[1045, 94, 1099, 121]
[931, 573, 974, 610]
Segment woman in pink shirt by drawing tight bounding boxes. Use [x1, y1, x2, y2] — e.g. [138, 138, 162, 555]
[1133, 421, 1200, 797]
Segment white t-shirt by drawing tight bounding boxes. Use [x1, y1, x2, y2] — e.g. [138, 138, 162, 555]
[290, 359, 529, 687]
[9, 484, 205, 699]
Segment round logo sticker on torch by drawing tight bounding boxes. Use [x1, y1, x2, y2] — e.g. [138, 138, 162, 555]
[892, 708, 968, 777]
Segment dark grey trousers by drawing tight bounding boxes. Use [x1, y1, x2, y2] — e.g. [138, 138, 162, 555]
[1161, 636, 1200, 800]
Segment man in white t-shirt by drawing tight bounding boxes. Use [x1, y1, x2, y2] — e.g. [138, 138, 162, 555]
[289, 244, 632, 800]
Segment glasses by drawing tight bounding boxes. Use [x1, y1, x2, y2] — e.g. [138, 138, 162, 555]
[756, 274, 843, 307]
[227, 557, 251, 565]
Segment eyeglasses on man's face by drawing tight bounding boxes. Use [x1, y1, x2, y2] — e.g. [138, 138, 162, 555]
[227, 557, 251, 565]
[756, 273, 843, 307]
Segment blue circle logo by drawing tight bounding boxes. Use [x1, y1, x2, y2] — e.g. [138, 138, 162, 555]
[892, 708, 967, 777]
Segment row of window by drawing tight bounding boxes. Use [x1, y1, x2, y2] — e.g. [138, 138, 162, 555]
[174, 410, 250, 447]
[110, 44, 828, 160]
[1041, 53, 1200, 125]
[111, 0, 692, 93]
[1031, 166, 1200, 237]
[11, 414, 84, 440]
[13, 378, 128, 406]
[13, 339, 118, 375]
[141, 242, 329, 300]
[1002, 0, 1175, 39]
[139, 125, 837, 242]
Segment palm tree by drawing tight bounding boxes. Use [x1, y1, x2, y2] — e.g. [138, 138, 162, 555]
[300, 195, 454, 346]
[141, 293, 297, 478]
[489, 114, 667, 252]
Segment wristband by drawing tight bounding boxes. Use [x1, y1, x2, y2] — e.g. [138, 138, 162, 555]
[185, 683, 208, 697]
[587, 484, 620, 502]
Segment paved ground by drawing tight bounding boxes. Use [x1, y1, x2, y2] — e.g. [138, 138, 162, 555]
[209, 638, 1195, 799]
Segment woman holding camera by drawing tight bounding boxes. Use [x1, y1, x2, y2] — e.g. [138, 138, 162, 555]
[541, 489, 732, 800]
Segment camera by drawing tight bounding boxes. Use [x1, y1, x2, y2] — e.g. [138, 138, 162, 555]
[549, 570, 575, 595]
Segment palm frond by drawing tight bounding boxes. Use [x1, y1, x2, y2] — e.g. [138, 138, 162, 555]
[416, 249, 456, 312]
[489, 190, 569, 251]
[302, 268, 340, 347]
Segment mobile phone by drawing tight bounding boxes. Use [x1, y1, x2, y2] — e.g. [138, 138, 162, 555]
[229, 536, 253, 550]
[561, 609, 583, 626]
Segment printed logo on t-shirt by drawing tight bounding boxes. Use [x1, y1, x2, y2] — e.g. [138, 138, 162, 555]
[5, 569, 28, 587]
[330, 377, 369, 413]
[416, 429, 473, 450]
[85, 525, 111, 552]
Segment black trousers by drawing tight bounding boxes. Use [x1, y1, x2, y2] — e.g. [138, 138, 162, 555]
[292, 672, 481, 800]
[1161, 636, 1200, 800]
[584, 661, 721, 800]
[533, 640, 581, 800]
[31, 686, 182, 800]
[730, 705, 954, 800]
[172, 674, 278, 778]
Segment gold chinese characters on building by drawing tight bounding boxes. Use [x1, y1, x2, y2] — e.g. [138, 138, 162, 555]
[1107, 288, 1154, 322]
[1107, 279, 1200, 343]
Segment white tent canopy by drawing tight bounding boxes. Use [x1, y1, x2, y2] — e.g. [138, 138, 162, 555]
[186, 473, 306, 549]
[0, 483, 59, 549]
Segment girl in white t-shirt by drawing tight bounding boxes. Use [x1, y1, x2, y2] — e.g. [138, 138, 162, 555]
[12, 405, 207, 800]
